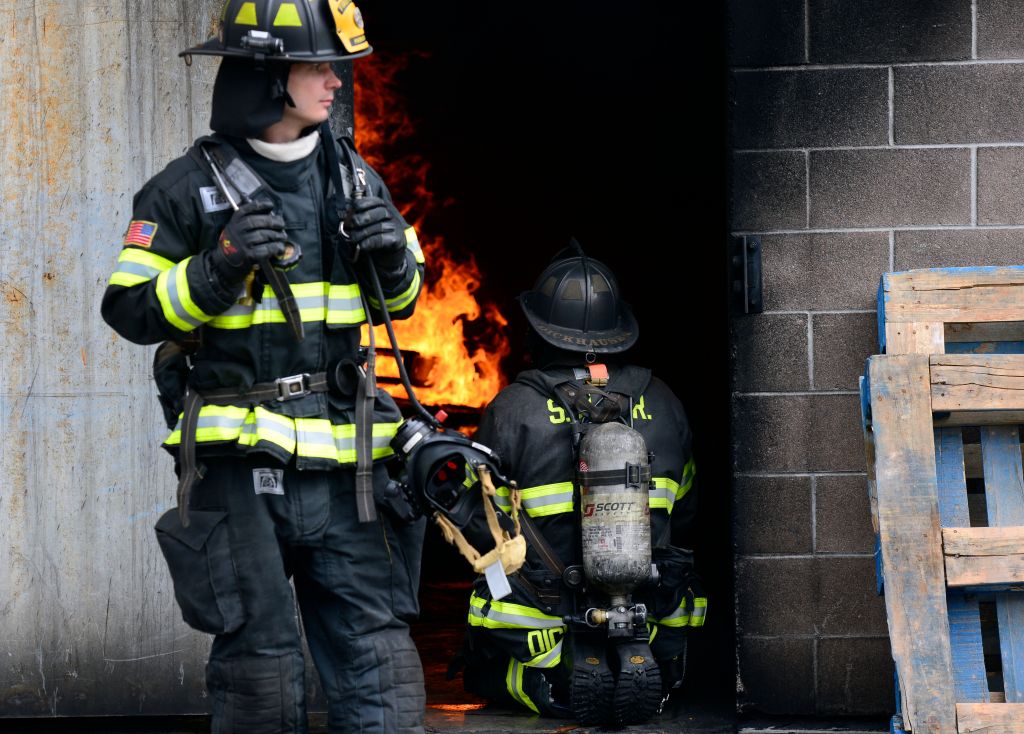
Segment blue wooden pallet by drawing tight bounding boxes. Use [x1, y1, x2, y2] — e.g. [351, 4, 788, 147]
[866, 266, 1024, 734]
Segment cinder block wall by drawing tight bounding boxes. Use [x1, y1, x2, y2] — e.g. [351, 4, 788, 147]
[729, 0, 1024, 715]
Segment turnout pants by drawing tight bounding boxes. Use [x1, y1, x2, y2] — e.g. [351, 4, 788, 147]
[156, 456, 426, 734]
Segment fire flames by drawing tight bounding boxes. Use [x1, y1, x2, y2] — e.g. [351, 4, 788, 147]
[355, 54, 510, 409]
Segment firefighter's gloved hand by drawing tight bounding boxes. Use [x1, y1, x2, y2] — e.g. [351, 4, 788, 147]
[210, 200, 288, 283]
[349, 196, 408, 283]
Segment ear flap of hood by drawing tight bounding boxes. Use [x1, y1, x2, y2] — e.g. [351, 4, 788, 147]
[210, 58, 293, 138]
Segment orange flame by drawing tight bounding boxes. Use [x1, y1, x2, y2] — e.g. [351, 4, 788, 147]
[355, 54, 510, 408]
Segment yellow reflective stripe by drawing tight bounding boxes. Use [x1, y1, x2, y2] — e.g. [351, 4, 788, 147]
[209, 282, 366, 329]
[680, 457, 696, 497]
[368, 269, 421, 313]
[690, 597, 707, 627]
[650, 477, 676, 512]
[506, 659, 539, 714]
[108, 247, 175, 287]
[119, 247, 175, 271]
[526, 639, 562, 669]
[648, 622, 659, 644]
[155, 257, 211, 332]
[493, 485, 512, 512]
[405, 226, 425, 264]
[109, 272, 149, 287]
[468, 593, 563, 629]
[164, 407, 398, 464]
[463, 462, 478, 489]
[519, 481, 574, 518]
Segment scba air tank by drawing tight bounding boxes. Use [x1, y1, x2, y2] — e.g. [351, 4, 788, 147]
[578, 422, 652, 598]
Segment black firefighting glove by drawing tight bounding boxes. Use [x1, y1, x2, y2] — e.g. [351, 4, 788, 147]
[208, 200, 288, 285]
[349, 196, 408, 284]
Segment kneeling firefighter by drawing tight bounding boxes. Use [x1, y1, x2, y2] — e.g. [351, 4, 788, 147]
[101, 2, 430, 732]
[450, 243, 707, 727]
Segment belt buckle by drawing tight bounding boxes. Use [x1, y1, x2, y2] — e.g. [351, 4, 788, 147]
[276, 373, 311, 401]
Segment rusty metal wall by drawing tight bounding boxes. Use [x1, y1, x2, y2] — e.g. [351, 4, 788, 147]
[1, 0, 226, 716]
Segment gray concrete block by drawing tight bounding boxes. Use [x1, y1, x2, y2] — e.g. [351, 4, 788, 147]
[731, 313, 810, 392]
[817, 557, 889, 635]
[894, 229, 1024, 269]
[978, 0, 1024, 59]
[895, 64, 1024, 144]
[733, 475, 813, 554]
[761, 232, 890, 311]
[738, 637, 815, 714]
[730, 69, 889, 149]
[812, 313, 879, 391]
[978, 147, 1024, 225]
[730, 152, 807, 231]
[810, 149, 971, 227]
[816, 474, 875, 554]
[736, 558, 817, 635]
[817, 637, 895, 715]
[732, 394, 865, 473]
[728, 0, 805, 67]
[809, 0, 971, 63]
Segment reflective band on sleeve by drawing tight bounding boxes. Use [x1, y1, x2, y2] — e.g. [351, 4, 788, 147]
[468, 593, 563, 629]
[689, 597, 707, 627]
[164, 405, 398, 465]
[368, 268, 421, 313]
[506, 659, 539, 714]
[405, 226, 425, 264]
[108, 247, 175, 287]
[680, 457, 696, 497]
[519, 481, 574, 518]
[650, 477, 678, 512]
[155, 257, 213, 332]
[656, 593, 708, 628]
[209, 282, 366, 330]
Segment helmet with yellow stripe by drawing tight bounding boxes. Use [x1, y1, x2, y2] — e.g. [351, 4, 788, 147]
[180, 0, 371, 62]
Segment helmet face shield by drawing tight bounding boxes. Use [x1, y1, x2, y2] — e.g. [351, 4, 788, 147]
[180, 0, 373, 62]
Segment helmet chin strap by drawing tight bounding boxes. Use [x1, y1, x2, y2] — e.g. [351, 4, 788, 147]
[271, 73, 297, 108]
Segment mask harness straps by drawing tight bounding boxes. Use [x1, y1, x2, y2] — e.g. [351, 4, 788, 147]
[320, 121, 441, 522]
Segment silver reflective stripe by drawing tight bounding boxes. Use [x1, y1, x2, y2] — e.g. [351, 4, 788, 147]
[116, 261, 162, 280]
[334, 434, 394, 452]
[528, 640, 562, 669]
[522, 492, 572, 512]
[328, 292, 362, 312]
[165, 264, 204, 328]
[469, 602, 562, 629]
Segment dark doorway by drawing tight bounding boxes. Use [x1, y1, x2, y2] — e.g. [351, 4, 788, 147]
[361, 0, 733, 708]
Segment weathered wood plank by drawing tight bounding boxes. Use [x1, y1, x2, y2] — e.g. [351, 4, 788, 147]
[886, 321, 945, 355]
[956, 703, 1024, 733]
[932, 355, 1024, 412]
[869, 355, 957, 734]
[944, 527, 1024, 587]
[935, 429, 989, 702]
[862, 375, 879, 535]
[982, 426, 1024, 702]
[883, 267, 1024, 326]
[936, 411, 1024, 428]
[947, 322, 1024, 344]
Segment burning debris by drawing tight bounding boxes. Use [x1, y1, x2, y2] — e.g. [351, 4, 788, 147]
[354, 54, 511, 409]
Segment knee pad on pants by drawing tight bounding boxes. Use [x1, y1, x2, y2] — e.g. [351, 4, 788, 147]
[206, 651, 307, 734]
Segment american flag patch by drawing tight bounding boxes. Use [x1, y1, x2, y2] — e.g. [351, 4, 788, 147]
[123, 220, 158, 248]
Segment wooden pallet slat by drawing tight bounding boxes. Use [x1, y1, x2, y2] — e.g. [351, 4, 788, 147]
[943, 527, 1024, 587]
[935, 428, 989, 703]
[982, 426, 1024, 703]
[869, 354, 958, 734]
[956, 703, 1024, 733]
[932, 355, 1024, 412]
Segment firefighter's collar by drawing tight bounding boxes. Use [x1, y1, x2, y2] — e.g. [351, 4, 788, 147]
[246, 130, 319, 162]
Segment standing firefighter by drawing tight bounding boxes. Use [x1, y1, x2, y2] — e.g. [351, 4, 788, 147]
[455, 243, 706, 727]
[100, 2, 428, 732]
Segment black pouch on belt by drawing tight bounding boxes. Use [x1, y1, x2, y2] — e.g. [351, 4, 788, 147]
[153, 337, 198, 430]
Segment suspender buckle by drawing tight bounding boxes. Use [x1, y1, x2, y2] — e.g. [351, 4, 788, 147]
[276, 373, 311, 401]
